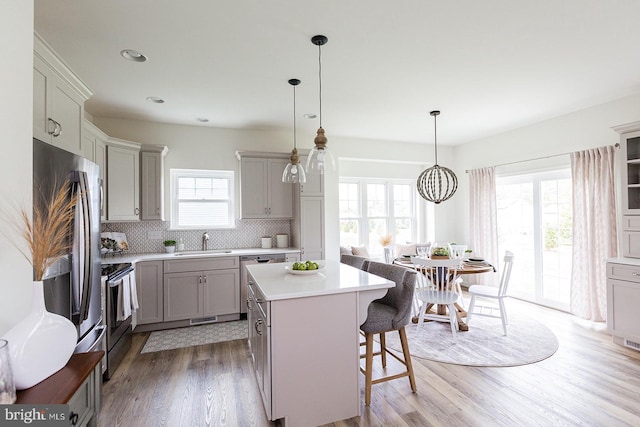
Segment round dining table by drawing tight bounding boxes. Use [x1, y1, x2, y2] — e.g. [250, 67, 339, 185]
[393, 257, 494, 331]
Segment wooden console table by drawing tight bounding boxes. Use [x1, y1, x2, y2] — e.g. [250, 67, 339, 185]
[16, 351, 104, 427]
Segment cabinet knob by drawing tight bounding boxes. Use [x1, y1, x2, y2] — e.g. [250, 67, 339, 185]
[134, 207, 140, 215]
[255, 319, 263, 335]
[246, 296, 253, 310]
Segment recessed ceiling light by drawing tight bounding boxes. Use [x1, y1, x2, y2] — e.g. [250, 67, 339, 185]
[303, 113, 317, 119]
[120, 49, 147, 62]
[196, 117, 209, 123]
[146, 97, 165, 104]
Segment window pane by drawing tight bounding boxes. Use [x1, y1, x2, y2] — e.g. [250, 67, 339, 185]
[178, 201, 230, 226]
[393, 184, 412, 217]
[497, 170, 572, 311]
[395, 218, 412, 245]
[339, 183, 359, 217]
[368, 218, 387, 257]
[340, 220, 360, 247]
[171, 169, 235, 229]
[367, 184, 386, 217]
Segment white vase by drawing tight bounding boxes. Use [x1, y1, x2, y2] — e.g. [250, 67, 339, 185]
[2, 281, 77, 390]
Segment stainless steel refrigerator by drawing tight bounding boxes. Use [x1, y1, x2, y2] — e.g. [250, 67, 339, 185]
[33, 138, 105, 354]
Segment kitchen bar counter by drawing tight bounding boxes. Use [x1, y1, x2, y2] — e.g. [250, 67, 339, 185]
[101, 247, 301, 265]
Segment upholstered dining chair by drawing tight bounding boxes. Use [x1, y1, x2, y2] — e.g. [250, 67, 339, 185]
[410, 257, 462, 341]
[340, 253, 368, 270]
[466, 251, 515, 336]
[360, 261, 417, 406]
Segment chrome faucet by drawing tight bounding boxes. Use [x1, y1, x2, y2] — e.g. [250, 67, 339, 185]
[202, 232, 210, 251]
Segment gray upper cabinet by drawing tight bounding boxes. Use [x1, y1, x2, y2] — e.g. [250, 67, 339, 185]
[140, 147, 168, 221]
[239, 155, 293, 219]
[33, 33, 92, 156]
[106, 139, 140, 221]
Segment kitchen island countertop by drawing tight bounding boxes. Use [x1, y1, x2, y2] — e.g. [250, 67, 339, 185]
[246, 259, 394, 301]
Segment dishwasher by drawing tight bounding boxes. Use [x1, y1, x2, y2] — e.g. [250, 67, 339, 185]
[240, 254, 286, 316]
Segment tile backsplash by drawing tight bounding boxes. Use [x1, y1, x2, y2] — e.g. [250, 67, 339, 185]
[101, 220, 291, 254]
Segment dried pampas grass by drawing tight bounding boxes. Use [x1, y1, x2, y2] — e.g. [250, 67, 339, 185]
[2, 180, 77, 281]
[379, 234, 393, 247]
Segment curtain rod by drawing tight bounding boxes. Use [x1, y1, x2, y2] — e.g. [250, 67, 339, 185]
[465, 143, 620, 173]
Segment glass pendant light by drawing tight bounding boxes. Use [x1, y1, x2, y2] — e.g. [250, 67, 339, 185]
[306, 35, 335, 175]
[282, 78, 306, 184]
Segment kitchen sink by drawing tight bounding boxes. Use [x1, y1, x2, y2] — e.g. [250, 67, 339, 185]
[174, 250, 233, 256]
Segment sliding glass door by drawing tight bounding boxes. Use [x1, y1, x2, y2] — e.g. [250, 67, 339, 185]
[496, 169, 572, 311]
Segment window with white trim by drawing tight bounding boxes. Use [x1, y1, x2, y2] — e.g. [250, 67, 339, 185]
[170, 169, 235, 229]
[339, 178, 416, 258]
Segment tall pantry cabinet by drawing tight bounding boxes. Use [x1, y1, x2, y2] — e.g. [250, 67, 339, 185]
[293, 155, 325, 260]
[607, 121, 640, 351]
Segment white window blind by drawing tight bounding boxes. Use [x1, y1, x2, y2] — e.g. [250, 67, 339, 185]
[170, 169, 235, 229]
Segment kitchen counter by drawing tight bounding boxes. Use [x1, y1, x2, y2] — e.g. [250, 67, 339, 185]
[101, 247, 301, 265]
[246, 260, 393, 301]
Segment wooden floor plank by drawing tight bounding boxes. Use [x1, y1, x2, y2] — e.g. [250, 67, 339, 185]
[98, 297, 640, 427]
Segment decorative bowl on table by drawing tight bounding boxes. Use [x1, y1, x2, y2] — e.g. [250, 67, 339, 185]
[285, 261, 325, 275]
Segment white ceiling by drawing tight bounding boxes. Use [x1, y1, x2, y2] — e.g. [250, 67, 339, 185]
[34, 0, 640, 146]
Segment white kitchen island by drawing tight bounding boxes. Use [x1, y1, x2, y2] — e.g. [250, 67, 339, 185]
[245, 260, 394, 427]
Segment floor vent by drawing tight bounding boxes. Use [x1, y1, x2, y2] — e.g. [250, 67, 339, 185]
[191, 316, 218, 325]
[624, 339, 640, 351]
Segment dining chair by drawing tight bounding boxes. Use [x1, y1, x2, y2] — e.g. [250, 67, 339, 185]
[466, 251, 514, 336]
[359, 261, 417, 406]
[410, 257, 462, 341]
[340, 253, 368, 270]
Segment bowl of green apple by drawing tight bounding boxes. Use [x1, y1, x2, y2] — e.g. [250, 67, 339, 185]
[285, 260, 325, 275]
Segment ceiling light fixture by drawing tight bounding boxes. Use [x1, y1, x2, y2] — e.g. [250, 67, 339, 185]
[146, 97, 165, 104]
[306, 34, 335, 175]
[282, 78, 306, 184]
[120, 49, 147, 62]
[416, 110, 458, 204]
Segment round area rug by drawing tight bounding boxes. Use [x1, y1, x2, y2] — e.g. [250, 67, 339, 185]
[382, 314, 559, 367]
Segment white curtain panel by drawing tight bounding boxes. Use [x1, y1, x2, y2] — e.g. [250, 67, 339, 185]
[469, 167, 498, 285]
[570, 145, 618, 321]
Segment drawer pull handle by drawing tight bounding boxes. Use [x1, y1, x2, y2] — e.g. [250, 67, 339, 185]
[255, 319, 263, 335]
[70, 412, 79, 426]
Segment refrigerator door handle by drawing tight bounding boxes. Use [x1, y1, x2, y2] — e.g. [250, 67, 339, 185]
[71, 170, 93, 322]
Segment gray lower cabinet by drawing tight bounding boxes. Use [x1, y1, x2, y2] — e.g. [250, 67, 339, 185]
[68, 363, 100, 427]
[163, 257, 240, 322]
[136, 260, 164, 324]
[607, 260, 640, 348]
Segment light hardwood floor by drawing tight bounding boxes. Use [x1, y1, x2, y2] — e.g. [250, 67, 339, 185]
[98, 298, 640, 427]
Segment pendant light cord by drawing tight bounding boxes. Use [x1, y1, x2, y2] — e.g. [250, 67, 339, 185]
[318, 43, 322, 128]
[293, 84, 297, 149]
[433, 113, 438, 165]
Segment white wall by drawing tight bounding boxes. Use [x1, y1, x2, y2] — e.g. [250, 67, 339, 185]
[453, 93, 640, 246]
[0, 1, 35, 334]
